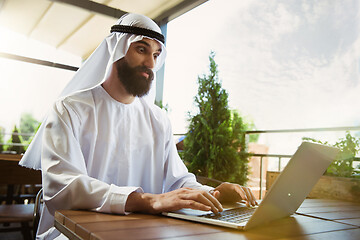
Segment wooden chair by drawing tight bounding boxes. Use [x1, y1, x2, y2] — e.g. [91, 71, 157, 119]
[0, 154, 42, 240]
[33, 188, 43, 237]
[196, 175, 223, 187]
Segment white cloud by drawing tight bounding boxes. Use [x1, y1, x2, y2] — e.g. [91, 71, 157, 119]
[164, 0, 360, 138]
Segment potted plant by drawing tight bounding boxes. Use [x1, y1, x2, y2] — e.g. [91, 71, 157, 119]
[267, 132, 360, 202]
[182, 52, 252, 186]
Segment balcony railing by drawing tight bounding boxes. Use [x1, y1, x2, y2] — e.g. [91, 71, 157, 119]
[2, 126, 360, 200]
[243, 126, 360, 199]
[0, 132, 31, 151]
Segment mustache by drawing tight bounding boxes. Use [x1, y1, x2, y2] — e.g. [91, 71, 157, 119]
[136, 66, 154, 80]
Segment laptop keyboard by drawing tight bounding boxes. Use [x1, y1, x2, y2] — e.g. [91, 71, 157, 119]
[201, 207, 256, 224]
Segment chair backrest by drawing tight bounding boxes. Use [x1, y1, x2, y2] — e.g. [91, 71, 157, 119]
[33, 188, 43, 237]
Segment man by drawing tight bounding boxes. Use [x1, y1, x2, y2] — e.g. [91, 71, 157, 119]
[20, 13, 257, 239]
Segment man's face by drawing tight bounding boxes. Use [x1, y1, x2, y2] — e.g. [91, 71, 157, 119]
[116, 38, 162, 97]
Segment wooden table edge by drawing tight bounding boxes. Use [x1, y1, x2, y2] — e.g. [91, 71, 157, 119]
[0, 154, 23, 161]
[54, 219, 83, 240]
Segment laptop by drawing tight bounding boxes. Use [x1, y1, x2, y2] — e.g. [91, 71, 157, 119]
[163, 141, 339, 230]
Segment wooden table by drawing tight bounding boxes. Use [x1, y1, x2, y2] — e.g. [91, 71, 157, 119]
[54, 199, 360, 240]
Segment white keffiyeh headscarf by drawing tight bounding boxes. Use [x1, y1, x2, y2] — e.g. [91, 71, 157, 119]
[19, 13, 167, 170]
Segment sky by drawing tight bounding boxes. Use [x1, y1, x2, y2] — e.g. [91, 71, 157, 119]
[1, 0, 360, 155]
[163, 0, 360, 154]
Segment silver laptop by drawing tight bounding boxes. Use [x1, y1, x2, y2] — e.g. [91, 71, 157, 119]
[163, 141, 339, 230]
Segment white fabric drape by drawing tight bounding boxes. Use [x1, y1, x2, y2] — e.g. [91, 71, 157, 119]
[36, 86, 210, 239]
[19, 13, 167, 170]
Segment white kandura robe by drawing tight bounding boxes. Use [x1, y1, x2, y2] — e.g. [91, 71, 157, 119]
[37, 85, 212, 239]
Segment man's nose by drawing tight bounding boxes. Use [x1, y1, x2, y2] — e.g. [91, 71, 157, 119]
[143, 54, 156, 69]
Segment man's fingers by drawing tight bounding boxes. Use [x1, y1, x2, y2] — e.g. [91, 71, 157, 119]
[243, 187, 258, 206]
[150, 188, 225, 214]
[212, 190, 221, 199]
[203, 191, 223, 212]
[193, 190, 223, 213]
[231, 185, 258, 207]
[212, 183, 258, 207]
[235, 186, 257, 207]
[233, 185, 248, 202]
[183, 189, 223, 213]
[180, 200, 212, 212]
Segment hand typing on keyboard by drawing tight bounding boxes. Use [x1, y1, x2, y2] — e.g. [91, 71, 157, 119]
[210, 182, 258, 207]
[126, 183, 256, 214]
[202, 206, 257, 224]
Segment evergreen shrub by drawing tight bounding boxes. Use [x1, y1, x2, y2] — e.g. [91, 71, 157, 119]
[183, 52, 254, 185]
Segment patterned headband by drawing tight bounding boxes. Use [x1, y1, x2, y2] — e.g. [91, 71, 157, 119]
[110, 25, 165, 44]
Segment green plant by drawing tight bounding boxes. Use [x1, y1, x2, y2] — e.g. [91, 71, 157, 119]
[183, 51, 254, 185]
[24, 122, 42, 150]
[155, 100, 170, 113]
[0, 126, 4, 153]
[19, 112, 40, 141]
[6, 125, 25, 154]
[234, 111, 258, 143]
[303, 132, 360, 178]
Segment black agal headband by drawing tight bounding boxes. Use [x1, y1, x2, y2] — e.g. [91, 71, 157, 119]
[110, 25, 165, 44]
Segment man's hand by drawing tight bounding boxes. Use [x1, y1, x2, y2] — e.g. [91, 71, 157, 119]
[211, 182, 258, 207]
[125, 188, 223, 214]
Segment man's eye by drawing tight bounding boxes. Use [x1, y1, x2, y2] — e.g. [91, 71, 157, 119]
[137, 47, 145, 53]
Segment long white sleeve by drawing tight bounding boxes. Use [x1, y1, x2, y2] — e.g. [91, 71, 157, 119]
[37, 93, 143, 238]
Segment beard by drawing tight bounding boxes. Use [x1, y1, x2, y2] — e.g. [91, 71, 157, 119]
[115, 58, 154, 97]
